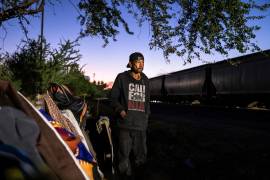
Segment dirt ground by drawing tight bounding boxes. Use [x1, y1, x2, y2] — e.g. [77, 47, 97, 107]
[102, 104, 270, 180]
[134, 105, 270, 180]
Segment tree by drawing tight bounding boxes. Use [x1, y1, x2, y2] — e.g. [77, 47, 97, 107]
[0, 0, 43, 22]
[3, 39, 47, 95]
[1, 0, 270, 63]
[2, 37, 107, 98]
[0, 53, 21, 89]
[43, 39, 82, 87]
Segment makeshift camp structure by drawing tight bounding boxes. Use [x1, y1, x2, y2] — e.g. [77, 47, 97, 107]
[0, 80, 115, 180]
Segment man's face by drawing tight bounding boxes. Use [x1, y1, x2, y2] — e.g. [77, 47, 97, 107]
[131, 59, 144, 73]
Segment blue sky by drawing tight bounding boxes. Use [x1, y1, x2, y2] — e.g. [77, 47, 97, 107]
[0, 1, 270, 83]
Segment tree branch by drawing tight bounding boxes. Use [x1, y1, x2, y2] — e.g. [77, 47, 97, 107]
[0, 0, 43, 22]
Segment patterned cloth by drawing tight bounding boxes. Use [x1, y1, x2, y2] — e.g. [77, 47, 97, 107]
[61, 109, 90, 152]
[43, 94, 78, 136]
[0, 80, 87, 180]
[38, 109, 96, 163]
[39, 106, 99, 179]
[48, 83, 88, 125]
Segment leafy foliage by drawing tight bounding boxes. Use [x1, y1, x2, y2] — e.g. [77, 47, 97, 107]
[1, 38, 107, 98]
[4, 39, 46, 95]
[43, 40, 82, 86]
[1, 0, 270, 63]
[0, 0, 43, 22]
[0, 54, 21, 89]
[76, 0, 270, 62]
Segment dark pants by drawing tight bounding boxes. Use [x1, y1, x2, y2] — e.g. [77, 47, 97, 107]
[117, 129, 147, 176]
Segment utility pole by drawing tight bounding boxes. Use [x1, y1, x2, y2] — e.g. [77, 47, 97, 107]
[40, 0, 45, 61]
[39, 0, 45, 93]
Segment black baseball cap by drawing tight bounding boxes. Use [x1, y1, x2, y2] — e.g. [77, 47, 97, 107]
[126, 52, 144, 68]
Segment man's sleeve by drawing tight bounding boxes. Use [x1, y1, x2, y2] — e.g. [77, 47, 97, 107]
[110, 75, 125, 114]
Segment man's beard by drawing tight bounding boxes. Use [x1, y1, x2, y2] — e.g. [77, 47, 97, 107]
[131, 67, 143, 73]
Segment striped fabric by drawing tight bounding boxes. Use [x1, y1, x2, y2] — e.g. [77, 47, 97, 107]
[43, 94, 78, 136]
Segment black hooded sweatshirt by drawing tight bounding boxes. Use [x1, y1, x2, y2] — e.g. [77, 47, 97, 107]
[110, 70, 150, 131]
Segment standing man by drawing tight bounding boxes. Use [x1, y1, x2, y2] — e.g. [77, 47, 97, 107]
[110, 52, 150, 178]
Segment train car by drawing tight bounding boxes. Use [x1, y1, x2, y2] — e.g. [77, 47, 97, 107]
[149, 49, 270, 107]
[149, 75, 166, 101]
[163, 65, 209, 102]
[211, 50, 270, 106]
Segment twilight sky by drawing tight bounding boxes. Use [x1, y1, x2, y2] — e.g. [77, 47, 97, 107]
[0, 1, 270, 83]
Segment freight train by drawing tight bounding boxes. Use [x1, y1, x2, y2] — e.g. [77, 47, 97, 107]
[149, 50, 270, 108]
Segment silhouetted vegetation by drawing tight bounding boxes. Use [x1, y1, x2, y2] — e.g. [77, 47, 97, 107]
[0, 38, 107, 98]
[1, 1, 270, 63]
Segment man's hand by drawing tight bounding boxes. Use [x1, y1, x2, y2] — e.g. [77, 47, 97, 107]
[120, 110, 127, 119]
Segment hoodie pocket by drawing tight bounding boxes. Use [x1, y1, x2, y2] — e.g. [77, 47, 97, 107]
[121, 113, 133, 126]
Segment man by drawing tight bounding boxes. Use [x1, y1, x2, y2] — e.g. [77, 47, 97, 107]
[110, 52, 150, 178]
